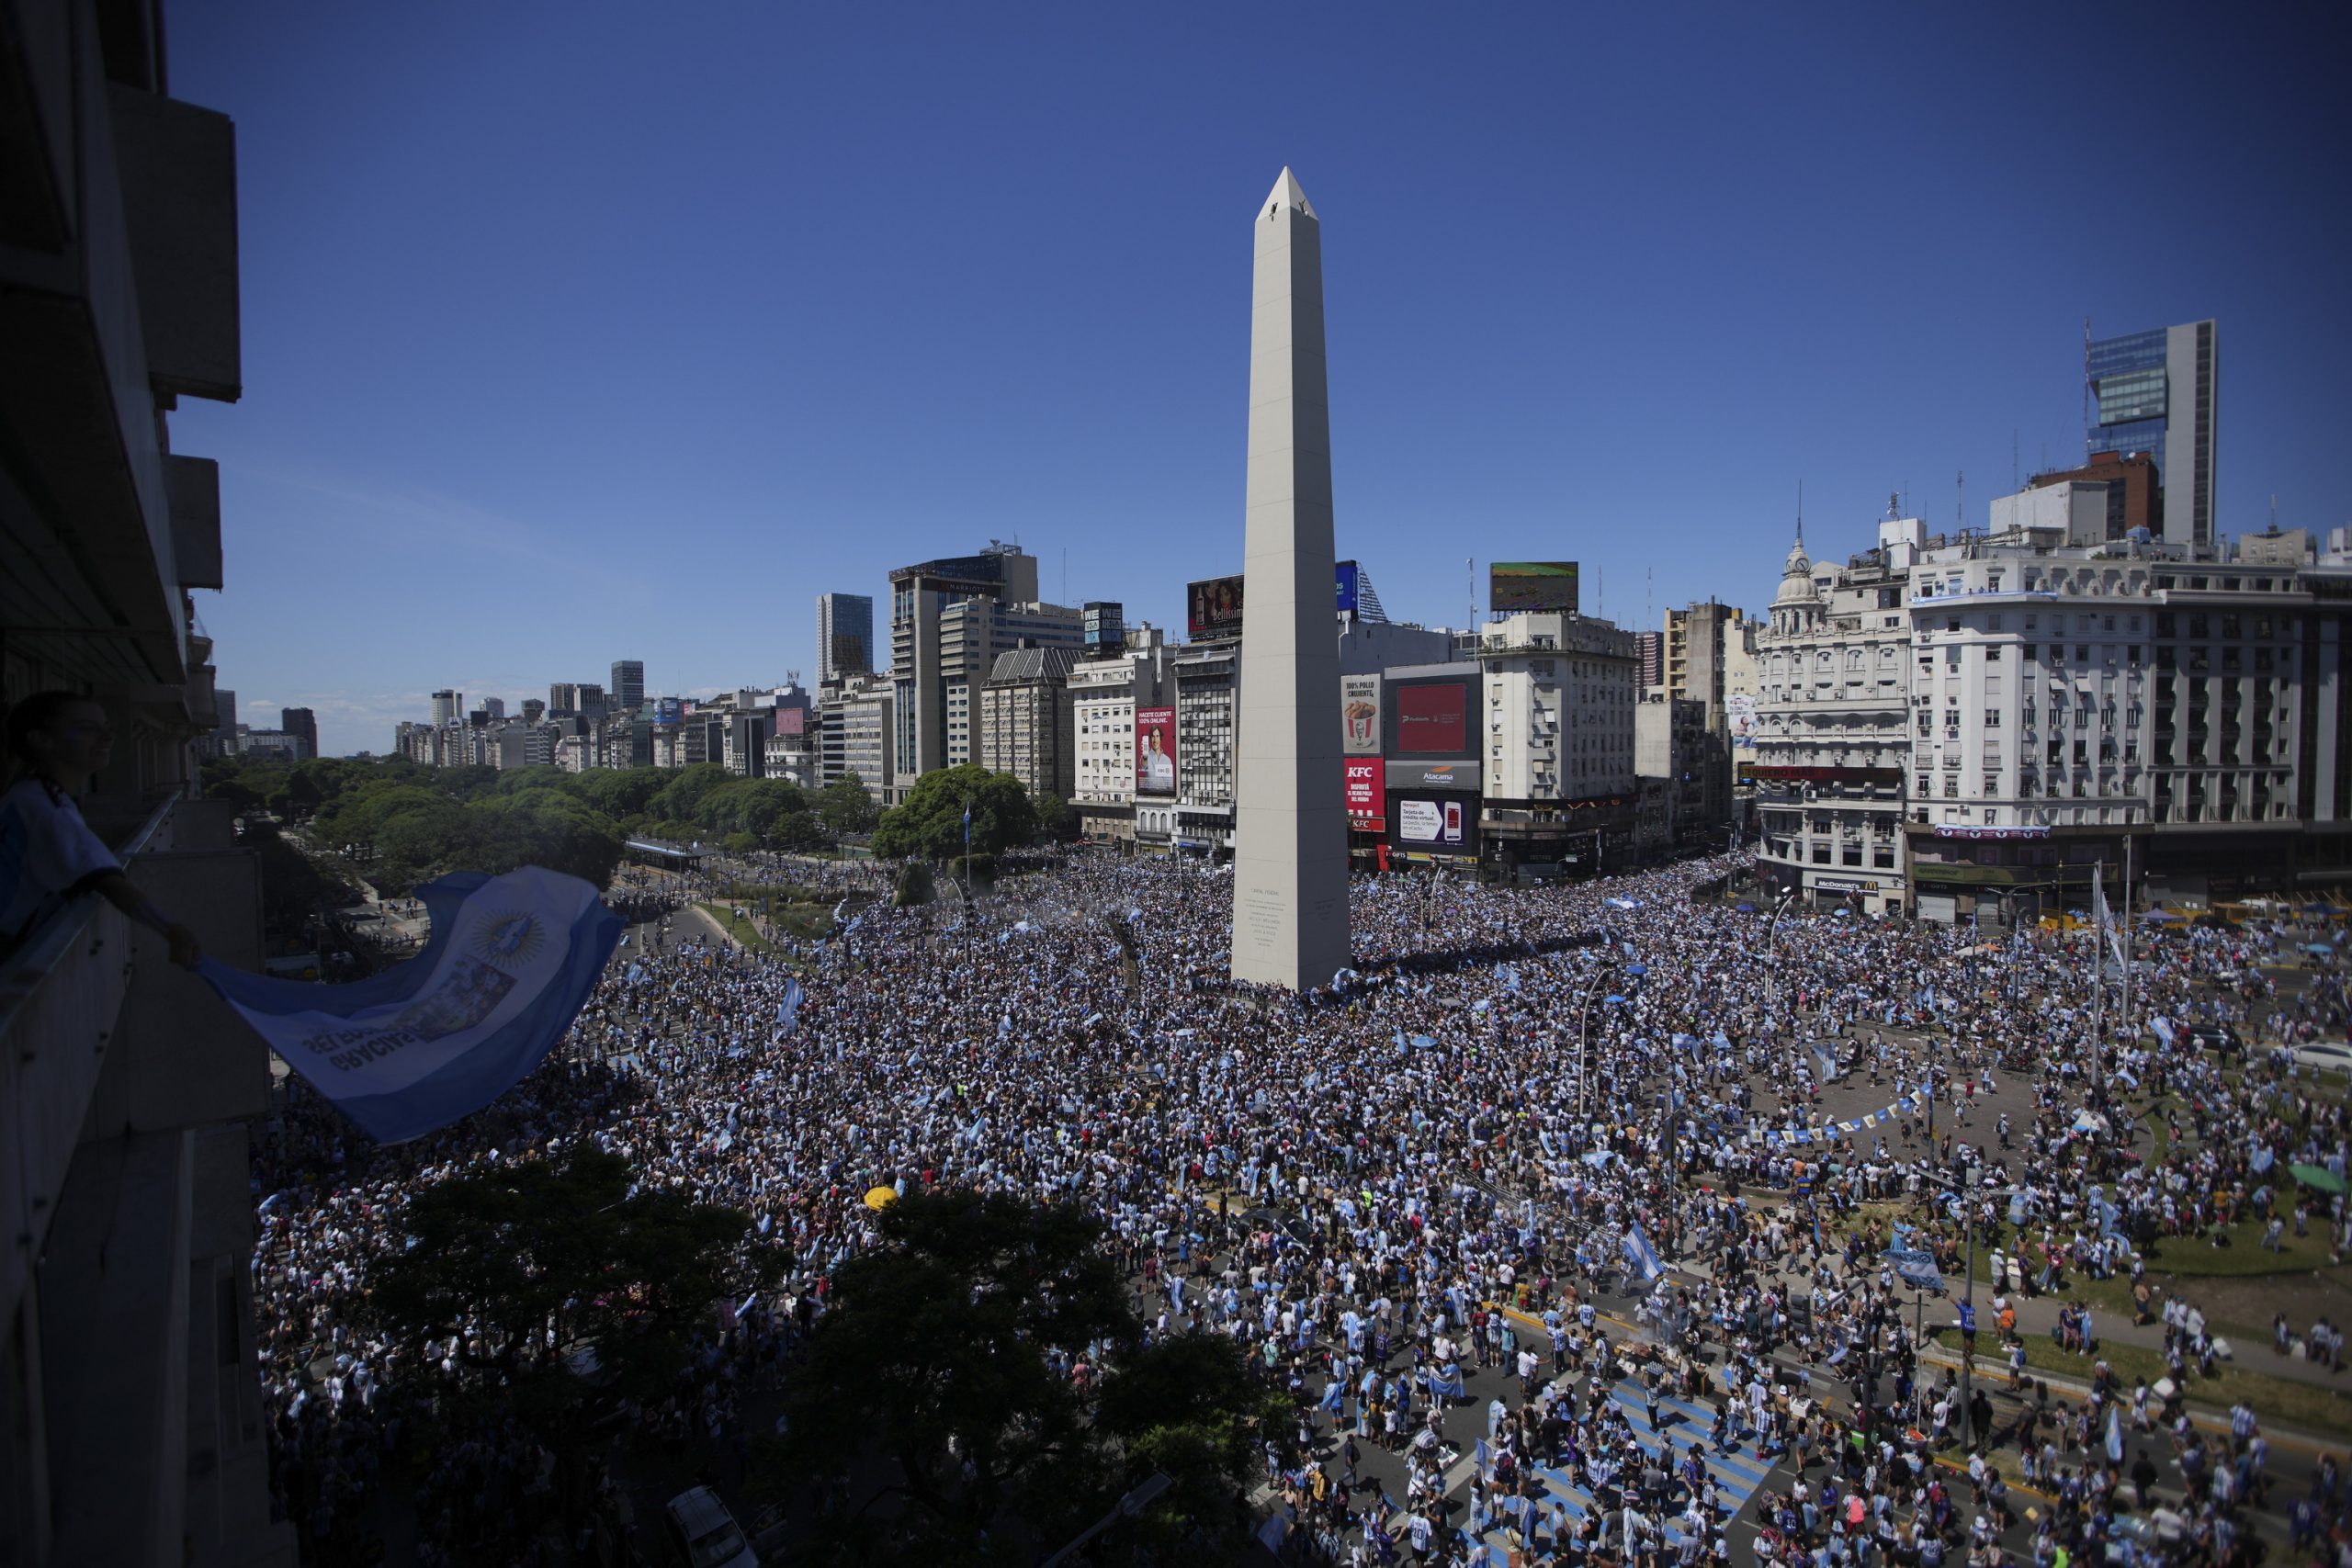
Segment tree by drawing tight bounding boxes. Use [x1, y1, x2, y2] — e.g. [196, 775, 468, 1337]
[870, 765, 1036, 861]
[1033, 791, 1076, 842]
[370, 1145, 779, 1415]
[763, 1190, 1275, 1564]
[820, 773, 879, 838]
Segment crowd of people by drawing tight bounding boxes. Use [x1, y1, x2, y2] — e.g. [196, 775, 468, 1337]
[242, 845, 2352, 1565]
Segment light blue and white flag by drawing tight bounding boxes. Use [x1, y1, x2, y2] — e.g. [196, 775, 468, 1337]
[1622, 1223, 1665, 1283]
[1886, 1247, 1944, 1294]
[199, 866, 623, 1145]
[2104, 1405, 2123, 1464]
[775, 977, 804, 1032]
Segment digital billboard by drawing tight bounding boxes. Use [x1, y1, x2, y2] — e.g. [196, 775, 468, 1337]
[1344, 757, 1385, 829]
[1135, 706, 1176, 796]
[1341, 673, 1382, 754]
[1392, 795, 1477, 856]
[1186, 575, 1245, 640]
[1394, 681, 1467, 755]
[1335, 559, 1362, 615]
[1490, 561, 1580, 615]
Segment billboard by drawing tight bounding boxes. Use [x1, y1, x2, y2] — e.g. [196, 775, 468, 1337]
[1186, 575, 1245, 640]
[1394, 680, 1467, 755]
[1335, 559, 1362, 615]
[1341, 673, 1382, 754]
[1344, 758, 1385, 829]
[1490, 561, 1580, 615]
[1725, 692, 1758, 750]
[1135, 705, 1176, 795]
[1393, 795, 1477, 856]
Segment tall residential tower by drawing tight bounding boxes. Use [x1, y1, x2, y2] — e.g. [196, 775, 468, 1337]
[2086, 320, 2217, 548]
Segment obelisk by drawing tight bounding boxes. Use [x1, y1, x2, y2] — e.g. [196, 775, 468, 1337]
[1230, 168, 1350, 991]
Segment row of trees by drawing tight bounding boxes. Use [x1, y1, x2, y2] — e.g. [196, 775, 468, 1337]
[369, 1156, 1276, 1562]
[200, 751, 1088, 897]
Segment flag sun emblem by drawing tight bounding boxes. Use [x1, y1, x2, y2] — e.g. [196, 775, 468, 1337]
[472, 910, 545, 967]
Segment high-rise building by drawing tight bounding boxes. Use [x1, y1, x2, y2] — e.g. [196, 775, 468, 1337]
[1636, 631, 1664, 693]
[816, 592, 875, 683]
[887, 543, 1083, 799]
[432, 688, 462, 726]
[609, 660, 645, 712]
[980, 645, 1080, 801]
[2086, 319, 2218, 547]
[280, 706, 318, 759]
[480, 696, 504, 721]
[1, 4, 287, 1558]
[216, 688, 240, 754]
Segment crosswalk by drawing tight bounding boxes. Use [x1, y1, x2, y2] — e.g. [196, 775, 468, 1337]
[1456, 1375, 1776, 1557]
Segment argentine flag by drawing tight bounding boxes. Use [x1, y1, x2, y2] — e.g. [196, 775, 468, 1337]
[1622, 1223, 1665, 1283]
[198, 866, 622, 1144]
[775, 978, 805, 1032]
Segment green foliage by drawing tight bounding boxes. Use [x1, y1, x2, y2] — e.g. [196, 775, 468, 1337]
[1033, 792, 1076, 842]
[820, 773, 879, 837]
[369, 1146, 780, 1416]
[723, 831, 758, 854]
[763, 1190, 1269, 1563]
[870, 764, 1037, 861]
[241, 818, 347, 930]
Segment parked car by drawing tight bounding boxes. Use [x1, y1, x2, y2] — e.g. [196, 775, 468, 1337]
[664, 1487, 759, 1568]
[2290, 1042, 2352, 1076]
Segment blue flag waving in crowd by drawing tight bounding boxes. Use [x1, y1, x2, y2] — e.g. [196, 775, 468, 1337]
[1621, 1222, 1665, 1283]
[198, 866, 622, 1144]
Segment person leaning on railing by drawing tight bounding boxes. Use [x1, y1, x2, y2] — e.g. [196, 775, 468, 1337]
[2, 690, 202, 968]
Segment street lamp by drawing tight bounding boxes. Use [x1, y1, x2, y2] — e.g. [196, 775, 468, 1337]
[1922, 1170, 2018, 1451]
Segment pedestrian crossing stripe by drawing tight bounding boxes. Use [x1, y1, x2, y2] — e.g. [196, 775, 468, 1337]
[1458, 1373, 1775, 1552]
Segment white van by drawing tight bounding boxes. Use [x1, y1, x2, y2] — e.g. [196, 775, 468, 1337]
[664, 1486, 760, 1568]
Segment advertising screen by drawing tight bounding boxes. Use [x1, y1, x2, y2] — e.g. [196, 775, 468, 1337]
[1343, 758, 1385, 829]
[1725, 692, 1758, 750]
[1490, 561, 1580, 615]
[1394, 681, 1467, 755]
[1186, 575, 1245, 640]
[1392, 795, 1476, 855]
[1135, 706, 1176, 796]
[1335, 559, 1362, 615]
[1340, 673, 1382, 754]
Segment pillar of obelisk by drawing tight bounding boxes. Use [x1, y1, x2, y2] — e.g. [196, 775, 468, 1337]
[1230, 168, 1350, 991]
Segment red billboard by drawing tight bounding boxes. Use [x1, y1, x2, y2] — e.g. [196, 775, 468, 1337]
[1344, 758, 1385, 829]
[1135, 705, 1176, 795]
[1396, 682, 1466, 754]
[1185, 575, 1245, 640]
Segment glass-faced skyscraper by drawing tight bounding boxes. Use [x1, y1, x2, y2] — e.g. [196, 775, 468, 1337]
[816, 592, 874, 683]
[609, 660, 645, 711]
[2086, 319, 2216, 547]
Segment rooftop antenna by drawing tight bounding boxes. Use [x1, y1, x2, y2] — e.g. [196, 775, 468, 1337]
[1467, 558, 1476, 627]
[1797, 479, 1804, 548]
[1957, 468, 1965, 533]
[1645, 564, 1654, 631]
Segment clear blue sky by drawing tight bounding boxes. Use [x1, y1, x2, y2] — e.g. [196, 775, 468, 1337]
[167, 2, 2350, 757]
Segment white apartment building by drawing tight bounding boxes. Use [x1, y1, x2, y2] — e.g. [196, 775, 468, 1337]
[1069, 642, 1170, 842]
[1755, 519, 1915, 913]
[1172, 640, 1239, 854]
[1475, 610, 1639, 872]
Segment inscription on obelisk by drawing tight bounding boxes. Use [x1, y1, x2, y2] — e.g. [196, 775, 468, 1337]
[1229, 168, 1351, 991]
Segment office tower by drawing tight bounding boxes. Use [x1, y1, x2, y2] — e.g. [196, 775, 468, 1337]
[521, 698, 546, 723]
[816, 592, 875, 683]
[432, 689, 461, 725]
[280, 706, 318, 759]
[217, 689, 239, 752]
[2086, 319, 2217, 547]
[609, 660, 645, 712]
[888, 542, 1080, 798]
[481, 697, 505, 720]
[1230, 168, 1349, 991]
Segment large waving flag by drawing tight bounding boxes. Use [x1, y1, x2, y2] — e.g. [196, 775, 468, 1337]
[198, 867, 622, 1144]
[1622, 1223, 1665, 1283]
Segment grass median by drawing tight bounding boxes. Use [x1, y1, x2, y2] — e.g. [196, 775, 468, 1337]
[1924, 1327, 2352, 1436]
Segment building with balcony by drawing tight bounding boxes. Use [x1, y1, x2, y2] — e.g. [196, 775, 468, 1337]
[978, 644, 1080, 803]
[1, 0, 288, 1559]
[1754, 518, 1916, 914]
[1473, 611, 1638, 874]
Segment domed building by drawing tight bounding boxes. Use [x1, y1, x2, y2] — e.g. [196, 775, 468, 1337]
[1752, 510, 1924, 914]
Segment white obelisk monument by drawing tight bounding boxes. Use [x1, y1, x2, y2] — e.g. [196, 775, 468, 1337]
[1230, 168, 1350, 991]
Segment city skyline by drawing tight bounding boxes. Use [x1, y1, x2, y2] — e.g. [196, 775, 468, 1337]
[164, 5, 2352, 757]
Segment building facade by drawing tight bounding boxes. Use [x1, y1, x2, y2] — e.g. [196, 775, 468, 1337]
[609, 659, 645, 711]
[978, 645, 1080, 803]
[2086, 320, 2218, 549]
[1755, 519, 1916, 914]
[1474, 611, 1639, 874]
[815, 592, 874, 684]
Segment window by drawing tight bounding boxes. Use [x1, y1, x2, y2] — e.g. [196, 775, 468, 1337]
[1984, 710, 2001, 728]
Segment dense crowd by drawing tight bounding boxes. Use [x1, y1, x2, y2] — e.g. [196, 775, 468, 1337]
[243, 848, 2352, 1565]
